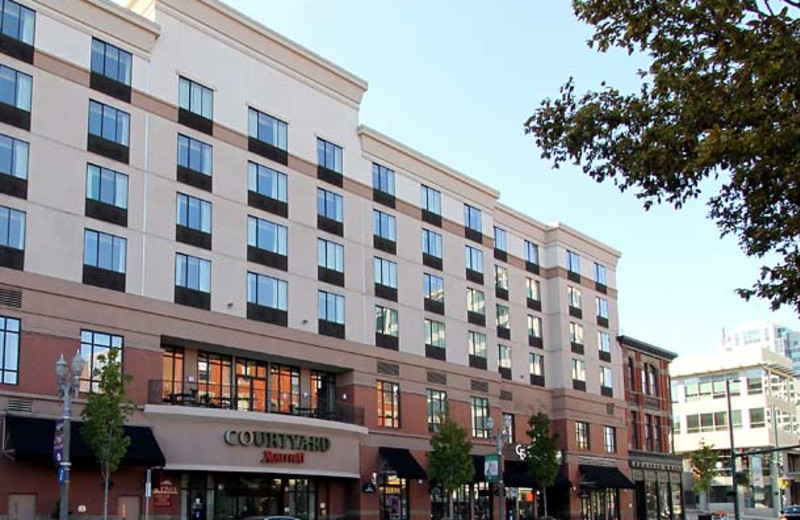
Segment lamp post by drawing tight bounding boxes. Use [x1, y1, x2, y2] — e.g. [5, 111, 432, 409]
[55, 352, 86, 520]
[487, 415, 512, 520]
[725, 378, 741, 520]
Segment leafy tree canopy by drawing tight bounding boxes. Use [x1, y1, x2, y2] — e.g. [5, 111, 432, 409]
[526, 0, 800, 314]
[427, 410, 475, 494]
[691, 442, 720, 493]
[524, 412, 560, 489]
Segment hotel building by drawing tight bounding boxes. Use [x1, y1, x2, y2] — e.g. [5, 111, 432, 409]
[0, 1, 633, 519]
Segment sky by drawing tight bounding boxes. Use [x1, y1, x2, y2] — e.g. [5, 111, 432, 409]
[132, 0, 800, 356]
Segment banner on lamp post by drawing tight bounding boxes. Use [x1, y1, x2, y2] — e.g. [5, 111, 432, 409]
[484, 454, 500, 483]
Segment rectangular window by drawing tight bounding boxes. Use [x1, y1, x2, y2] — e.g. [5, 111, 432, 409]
[632, 411, 642, 447]
[463, 204, 482, 233]
[87, 164, 127, 209]
[91, 38, 131, 86]
[249, 108, 288, 150]
[179, 76, 213, 119]
[247, 272, 287, 310]
[247, 216, 287, 255]
[503, 413, 515, 443]
[422, 229, 442, 258]
[527, 315, 542, 338]
[465, 245, 483, 273]
[596, 297, 609, 319]
[270, 364, 300, 414]
[601, 366, 613, 389]
[249, 161, 287, 202]
[83, 229, 125, 272]
[377, 380, 400, 428]
[493, 227, 507, 252]
[79, 329, 123, 393]
[496, 304, 510, 330]
[427, 389, 447, 432]
[0, 315, 19, 384]
[494, 265, 508, 290]
[572, 359, 586, 382]
[318, 239, 344, 273]
[598, 331, 611, 353]
[471, 396, 490, 438]
[467, 288, 485, 315]
[749, 408, 765, 428]
[421, 184, 441, 215]
[568, 286, 582, 309]
[595, 263, 607, 285]
[177, 193, 211, 233]
[177, 134, 212, 176]
[317, 188, 343, 222]
[0, 1, 35, 46]
[373, 210, 396, 241]
[498, 344, 512, 369]
[746, 369, 763, 394]
[88, 100, 129, 146]
[686, 414, 700, 434]
[317, 138, 342, 173]
[372, 163, 395, 195]
[374, 257, 398, 288]
[0, 64, 30, 111]
[575, 421, 589, 450]
[318, 290, 345, 324]
[570, 322, 584, 345]
[375, 305, 399, 337]
[567, 250, 581, 273]
[673, 415, 681, 434]
[0, 205, 24, 250]
[424, 319, 445, 348]
[424, 273, 444, 302]
[529, 352, 544, 376]
[526, 278, 540, 301]
[604, 426, 617, 453]
[175, 253, 211, 293]
[525, 241, 539, 265]
[646, 415, 656, 448]
[468, 331, 487, 359]
[0, 133, 27, 179]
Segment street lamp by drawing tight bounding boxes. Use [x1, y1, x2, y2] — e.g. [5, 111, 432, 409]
[725, 378, 741, 520]
[55, 351, 86, 520]
[487, 414, 512, 520]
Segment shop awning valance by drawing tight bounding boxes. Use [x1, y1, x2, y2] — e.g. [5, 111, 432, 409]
[379, 447, 427, 479]
[4, 415, 165, 467]
[503, 461, 572, 488]
[579, 464, 634, 489]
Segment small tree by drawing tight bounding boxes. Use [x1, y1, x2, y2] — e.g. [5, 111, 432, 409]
[524, 413, 560, 518]
[427, 409, 475, 520]
[81, 347, 135, 520]
[691, 442, 719, 511]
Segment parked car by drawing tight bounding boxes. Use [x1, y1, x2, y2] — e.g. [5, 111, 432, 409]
[781, 506, 800, 520]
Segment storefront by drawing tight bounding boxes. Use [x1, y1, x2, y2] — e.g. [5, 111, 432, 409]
[578, 465, 634, 520]
[377, 448, 427, 520]
[428, 456, 494, 520]
[630, 455, 683, 520]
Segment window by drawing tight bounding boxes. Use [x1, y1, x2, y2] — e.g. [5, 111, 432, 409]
[424, 319, 445, 348]
[0, 65, 30, 111]
[422, 229, 442, 258]
[598, 331, 611, 354]
[494, 227, 507, 251]
[317, 138, 342, 173]
[423, 273, 444, 302]
[318, 290, 344, 324]
[317, 188, 343, 222]
[601, 366, 613, 389]
[673, 416, 681, 434]
[177, 134, 212, 177]
[0, 316, 19, 384]
[463, 204, 482, 233]
[572, 359, 586, 382]
[498, 344, 512, 370]
[596, 297, 609, 319]
[91, 39, 131, 86]
[0, 205, 24, 250]
[529, 353, 544, 380]
[375, 305, 399, 337]
[0, 1, 34, 46]
[465, 246, 483, 273]
[496, 304, 510, 330]
[247, 272, 287, 310]
[495, 265, 508, 290]
[249, 162, 287, 202]
[374, 257, 397, 288]
[746, 369, 763, 394]
[177, 193, 211, 233]
[603, 426, 617, 453]
[373, 163, 395, 195]
[471, 396, 490, 438]
[749, 408, 765, 428]
[87, 164, 127, 209]
[373, 210, 396, 241]
[567, 250, 581, 273]
[526, 278, 540, 301]
[527, 315, 542, 338]
[632, 411, 642, 446]
[468, 331, 487, 359]
[79, 329, 123, 393]
[83, 229, 125, 272]
[645, 415, 655, 449]
[270, 364, 300, 414]
[628, 358, 636, 393]
[88, 100, 129, 146]
[248, 107, 288, 150]
[427, 389, 447, 432]
[377, 380, 400, 428]
[318, 239, 344, 273]
[178, 76, 213, 120]
[568, 286, 582, 309]
[575, 421, 589, 450]
[595, 263, 607, 285]
[569, 322, 584, 345]
[646, 365, 658, 396]
[247, 216, 287, 255]
[421, 184, 441, 215]
[0, 133, 27, 179]
[175, 253, 210, 293]
[503, 413, 515, 443]
[467, 288, 485, 316]
[525, 241, 539, 265]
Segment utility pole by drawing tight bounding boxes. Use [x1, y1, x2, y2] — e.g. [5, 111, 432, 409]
[772, 405, 782, 511]
[726, 378, 741, 520]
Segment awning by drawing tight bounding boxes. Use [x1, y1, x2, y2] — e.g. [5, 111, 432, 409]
[4, 415, 165, 467]
[473, 455, 486, 482]
[503, 461, 572, 489]
[579, 465, 635, 489]
[379, 447, 427, 479]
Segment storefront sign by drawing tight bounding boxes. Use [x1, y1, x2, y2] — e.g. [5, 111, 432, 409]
[152, 479, 179, 508]
[515, 444, 527, 460]
[484, 454, 500, 483]
[261, 450, 305, 464]
[223, 429, 331, 452]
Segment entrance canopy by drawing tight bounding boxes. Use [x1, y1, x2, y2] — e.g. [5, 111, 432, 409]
[579, 465, 634, 489]
[379, 447, 427, 479]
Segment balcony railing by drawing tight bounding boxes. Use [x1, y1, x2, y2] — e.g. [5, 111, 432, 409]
[147, 379, 364, 426]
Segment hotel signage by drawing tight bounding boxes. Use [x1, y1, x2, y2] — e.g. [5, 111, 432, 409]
[223, 429, 331, 465]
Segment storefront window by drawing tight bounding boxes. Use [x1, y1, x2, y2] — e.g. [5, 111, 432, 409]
[645, 482, 658, 520]
[197, 474, 317, 520]
[581, 489, 619, 520]
[270, 364, 300, 413]
[671, 483, 682, 518]
[161, 346, 184, 399]
[473, 482, 493, 520]
[380, 474, 408, 520]
[311, 370, 336, 415]
[197, 351, 233, 406]
[235, 358, 268, 412]
[658, 483, 670, 520]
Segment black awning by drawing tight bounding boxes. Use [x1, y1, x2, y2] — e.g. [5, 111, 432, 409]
[473, 455, 485, 482]
[4, 415, 165, 467]
[579, 465, 634, 489]
[379, 447, 427, 479]
[503, 461, 572, 489]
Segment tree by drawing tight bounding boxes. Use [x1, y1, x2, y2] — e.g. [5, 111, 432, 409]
[427, 409, 475, 520]
[523, 413, 560, 518]
[691, 442, 720, 510]
[81, 347, 135, 520]
[525, 0, 800, 314]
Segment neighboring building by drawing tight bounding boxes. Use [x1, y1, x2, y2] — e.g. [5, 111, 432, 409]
[672, 348, 800, 514]
[721, 320, 800, 376]
[619, 335, 683, 520]
[0, 1, 634, 520]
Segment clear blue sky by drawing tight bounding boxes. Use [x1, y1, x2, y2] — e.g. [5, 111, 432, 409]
[185, 1, 800, 355]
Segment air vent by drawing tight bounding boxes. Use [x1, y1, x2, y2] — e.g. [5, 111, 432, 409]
[500, 390, 513, 401]
[377, 362, 399, 377]
[6, 397, 33, 413]
[607, 403, 615, 416]
[427, 371, 447, 385]
[0, 288, 21, 308]
[471, 380, 489, 393]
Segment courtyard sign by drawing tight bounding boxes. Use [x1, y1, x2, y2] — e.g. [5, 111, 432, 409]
[223, 429, 331, 452]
